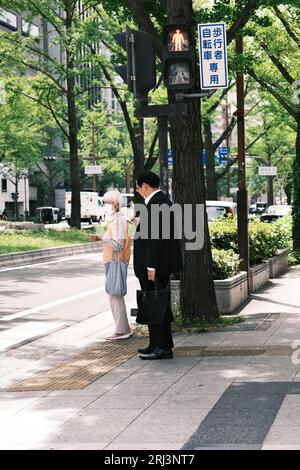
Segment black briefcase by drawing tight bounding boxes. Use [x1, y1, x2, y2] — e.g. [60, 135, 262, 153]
[136, 281, 171, 325]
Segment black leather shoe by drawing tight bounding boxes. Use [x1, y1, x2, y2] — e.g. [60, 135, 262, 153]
[139, 347, 173, 360]
[137, 346, 155, 354]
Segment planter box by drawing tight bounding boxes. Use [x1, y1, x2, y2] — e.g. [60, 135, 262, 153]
[269, 248, 289, 279]
[214, 271, 248, 314]
[249, 261, 269, 293]
[171, 271, 248, 315]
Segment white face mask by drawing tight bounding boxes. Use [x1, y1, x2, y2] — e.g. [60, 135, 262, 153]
[104, 203, 114, 217]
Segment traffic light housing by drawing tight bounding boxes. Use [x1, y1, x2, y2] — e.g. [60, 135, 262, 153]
[114, 28, 156, 101]
[163, 25, 195, 90]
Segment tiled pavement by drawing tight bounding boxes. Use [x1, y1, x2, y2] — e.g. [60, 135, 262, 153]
[0, 267, 300, 450]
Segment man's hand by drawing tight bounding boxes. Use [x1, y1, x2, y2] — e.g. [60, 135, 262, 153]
[147, 268, 156, 281]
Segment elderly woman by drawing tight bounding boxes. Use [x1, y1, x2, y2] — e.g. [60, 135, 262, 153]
[102, 190, 132, 340]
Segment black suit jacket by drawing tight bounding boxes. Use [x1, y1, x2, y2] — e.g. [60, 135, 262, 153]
[134, 191, 183, 279]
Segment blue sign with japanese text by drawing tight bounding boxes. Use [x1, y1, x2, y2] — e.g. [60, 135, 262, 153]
[198, 22, 228, 90]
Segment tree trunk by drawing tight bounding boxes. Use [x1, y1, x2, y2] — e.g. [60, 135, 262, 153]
[14, 177, 19, 221]
[66, 0, 81, 229]
[267, 176, 274, 206]
[293, 119, 300, 250]
[203, 119, 218, 200]
[285, 181, 292, 205]
[167, 0, 218, 322]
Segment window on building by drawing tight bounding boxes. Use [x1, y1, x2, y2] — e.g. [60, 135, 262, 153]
[0, 9, 17, 30]
[111, 89, 116, 111]
[21, 19, 39, 37]
[1, 179, 7, 192]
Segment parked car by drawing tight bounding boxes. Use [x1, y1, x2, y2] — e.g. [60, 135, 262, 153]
[36, 207, 60, 224]
[260, 205, 292, 223]
[256, 202, 268, 215]
[206, 200, 237, 222]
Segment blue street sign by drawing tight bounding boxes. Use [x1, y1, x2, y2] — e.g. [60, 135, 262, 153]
[218, 155, 228, 165]
[167, 148, 173, 166]
[202, 149, 206, 166]
[218, 146, 230, 156]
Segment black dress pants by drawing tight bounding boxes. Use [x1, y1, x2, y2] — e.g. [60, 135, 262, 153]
[139, 275, 174, 351]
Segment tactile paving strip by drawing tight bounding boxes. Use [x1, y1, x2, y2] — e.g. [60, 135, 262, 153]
[10, 336, 148, 392]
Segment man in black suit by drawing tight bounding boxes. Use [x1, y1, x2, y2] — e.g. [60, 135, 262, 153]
[134, 171, 183, 360]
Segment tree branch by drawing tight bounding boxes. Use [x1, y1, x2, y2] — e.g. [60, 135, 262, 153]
[245, 99, 262, 117]
[217, 157, 238, 180]
[45, 91, 69, 138]
[16, 57, 67, 95]
[246, 126, 270, 153]
[260, 41, 295, 85]
[207, 81, 235, 115]
[227, 0, 260, 45]
[213, 114, 237, 150]
[144, 130, 158, 170]
[27, 0, 63, 35]
[99, 61, 140, 159]
[5, 86, 69, 138]
[247, 68, 298, 120]
[126, 0, 162, 60]
[273, 5, 300, 49]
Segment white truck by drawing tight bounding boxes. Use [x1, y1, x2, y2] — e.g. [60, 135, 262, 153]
[65, 191, 101, 224]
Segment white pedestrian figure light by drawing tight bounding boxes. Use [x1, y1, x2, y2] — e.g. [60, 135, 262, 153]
[172, 29, 184, 51]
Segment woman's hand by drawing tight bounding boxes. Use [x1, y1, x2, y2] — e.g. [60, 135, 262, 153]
[90, 234, 102, 242]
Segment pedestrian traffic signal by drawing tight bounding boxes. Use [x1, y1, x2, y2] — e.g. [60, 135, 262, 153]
[114, 28, 156, 101]
[163, 25, 195, 90]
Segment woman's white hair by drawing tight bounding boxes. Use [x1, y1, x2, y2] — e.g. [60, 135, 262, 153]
[103, 190, 123, 209]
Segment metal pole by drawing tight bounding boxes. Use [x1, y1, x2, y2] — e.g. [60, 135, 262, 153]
[91, 123, 97, 193]
[226, 94, 230, 198]
[236, 34, 249, 281]
[158, 115, 169, 196]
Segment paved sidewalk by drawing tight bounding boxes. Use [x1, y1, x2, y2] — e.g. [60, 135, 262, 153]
[1, 267, 300, 450]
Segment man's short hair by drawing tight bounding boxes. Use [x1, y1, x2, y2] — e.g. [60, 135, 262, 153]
[137, 171, 160, 189]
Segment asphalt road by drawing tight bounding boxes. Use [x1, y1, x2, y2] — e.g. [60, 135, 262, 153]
[0, 253, 139, 352]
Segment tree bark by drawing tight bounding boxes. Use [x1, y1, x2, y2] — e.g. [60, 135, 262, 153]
[167, 0, 218, 322]
[65, 0, 81, 229]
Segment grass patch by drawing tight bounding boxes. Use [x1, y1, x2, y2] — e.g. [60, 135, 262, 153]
[132, 314, 244, 336]
[172, 313, 244, 333]
[0, 229, 94, 254]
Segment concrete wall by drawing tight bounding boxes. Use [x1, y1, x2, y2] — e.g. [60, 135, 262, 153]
[0, 167, 29, 216]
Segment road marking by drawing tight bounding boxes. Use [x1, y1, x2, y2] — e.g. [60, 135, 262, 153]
[0, 321, 64, 352]
[0, 277, 138, 322]
[0, 253, 102, 273]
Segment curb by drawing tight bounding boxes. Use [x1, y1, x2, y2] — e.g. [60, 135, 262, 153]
[0, 242, 103, 268]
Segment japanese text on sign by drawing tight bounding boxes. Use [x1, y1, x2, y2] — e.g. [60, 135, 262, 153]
[198, 22, 228, 89]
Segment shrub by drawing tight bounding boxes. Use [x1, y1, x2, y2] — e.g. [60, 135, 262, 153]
[209, 216, 290, 266]
[248, 219, 279, 265]
[209, 217, 238, 252]
[212, 248, 240, 279]
[272, 214, 292, 251]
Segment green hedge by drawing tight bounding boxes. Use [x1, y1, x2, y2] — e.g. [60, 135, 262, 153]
[210, 216, 290, 266]
[212, 248, 240, 280]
